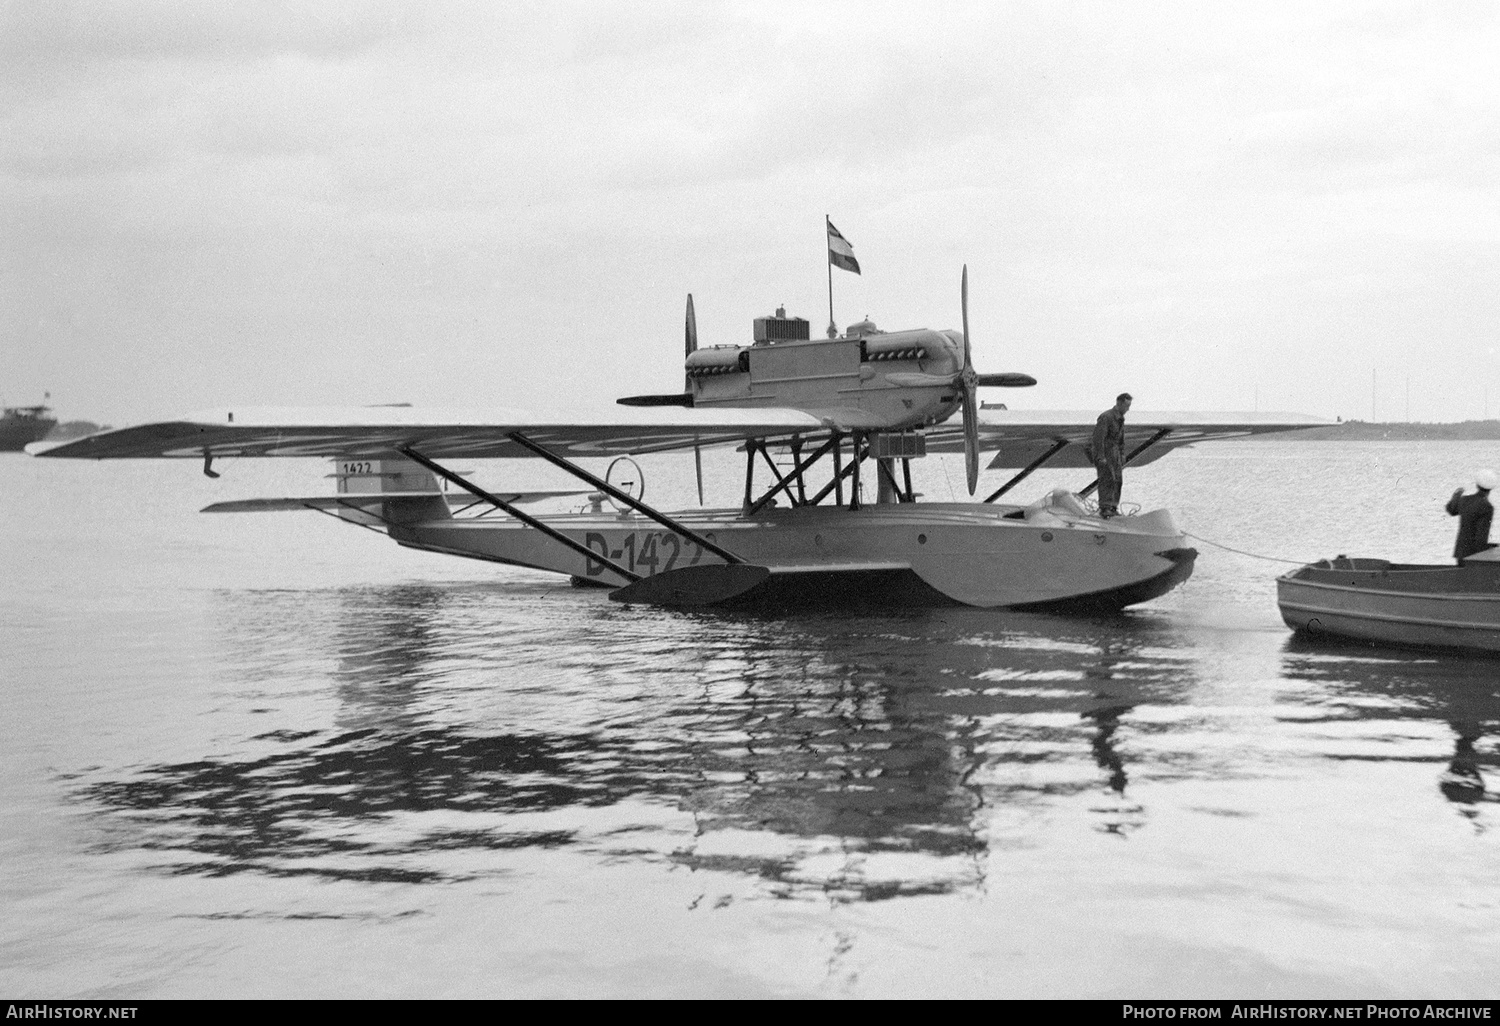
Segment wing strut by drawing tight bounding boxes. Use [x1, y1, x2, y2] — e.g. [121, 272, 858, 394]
[790, 438, 808, 505]
[984, 439, 1071, 503]
[849, 431, 863, 510]
[806, 435, 868, 507]
[746, 435, 840, 515]
[875, 459, 912, 503]
[505, 432, 745, 566]
[1078, 428, 1173, 498]
[397, 445, 641, 583]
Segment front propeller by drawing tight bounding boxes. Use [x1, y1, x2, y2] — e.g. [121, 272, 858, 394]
[954, 265, 1036, 495]
[959, 266, 980, 494]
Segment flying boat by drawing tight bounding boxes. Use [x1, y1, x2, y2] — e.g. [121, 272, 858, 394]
[35, 268, 1323, 608]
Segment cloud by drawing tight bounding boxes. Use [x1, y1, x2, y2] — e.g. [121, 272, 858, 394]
[3, 1, 1499, 423]
[0, 0, 410, 70]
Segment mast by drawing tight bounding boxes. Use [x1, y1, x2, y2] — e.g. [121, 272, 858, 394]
[826, 214, 836, 338]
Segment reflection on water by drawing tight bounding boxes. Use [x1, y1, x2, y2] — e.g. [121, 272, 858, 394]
[1281, 636, 1500, 825]
[75, 585, 1208, 902]
[73, 583, 1500, 906]
[1085, 704, 1131, 796]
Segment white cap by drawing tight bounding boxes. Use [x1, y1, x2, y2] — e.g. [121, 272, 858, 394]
[1477, 469, 1498, 490]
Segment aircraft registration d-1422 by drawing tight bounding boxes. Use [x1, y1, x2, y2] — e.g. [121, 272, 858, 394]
[38, 269, 1323, 608]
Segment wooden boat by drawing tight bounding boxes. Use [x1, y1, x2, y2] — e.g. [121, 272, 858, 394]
[1277, 550, 1500, 655]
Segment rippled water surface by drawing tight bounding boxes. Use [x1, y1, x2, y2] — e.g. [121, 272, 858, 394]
[3, 442, 1499, 998]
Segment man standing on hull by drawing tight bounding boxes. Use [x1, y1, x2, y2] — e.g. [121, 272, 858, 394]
[1091, 392, 1132, 519]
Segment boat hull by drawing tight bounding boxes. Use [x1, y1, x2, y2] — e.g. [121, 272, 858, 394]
[0, 410, 56, 452]
[1278, 558, 1500, 655]
[388, 502, 1195, 609]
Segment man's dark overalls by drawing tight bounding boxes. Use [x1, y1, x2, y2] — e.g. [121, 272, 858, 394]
[1092, 400, 1129, 518]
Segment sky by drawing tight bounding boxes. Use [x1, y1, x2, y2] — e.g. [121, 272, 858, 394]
[3, 0, 1498, 426]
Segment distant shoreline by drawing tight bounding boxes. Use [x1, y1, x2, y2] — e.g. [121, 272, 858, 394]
[1257, 420, 1500, 441]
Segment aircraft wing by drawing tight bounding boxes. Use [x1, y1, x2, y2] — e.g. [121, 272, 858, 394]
[32, 406, 829, 461]
[956, 409, 1330, 469]
[33, 404, 1329, 467]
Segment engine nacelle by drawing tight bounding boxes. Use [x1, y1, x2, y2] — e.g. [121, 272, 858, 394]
[684, 311, 966, 432]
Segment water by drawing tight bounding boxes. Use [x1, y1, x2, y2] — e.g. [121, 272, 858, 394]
[3, 441, 1499, 998]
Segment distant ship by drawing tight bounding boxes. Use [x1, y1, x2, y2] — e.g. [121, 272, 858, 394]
[0, 404, 58, 452]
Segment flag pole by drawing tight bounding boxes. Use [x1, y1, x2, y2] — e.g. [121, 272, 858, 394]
[826, 214, 836, 338]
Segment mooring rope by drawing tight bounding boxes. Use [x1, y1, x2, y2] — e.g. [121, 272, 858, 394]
[1182, 531, 1310, 565]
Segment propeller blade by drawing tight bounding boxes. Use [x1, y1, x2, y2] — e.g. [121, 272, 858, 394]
[963, 385, 980, 494]
[617, 393, 694, 407]
[960, 265, 979, 494]
[684, 294, 698, 393]
[974, 372, 1036, 388]
[961, 265, 972, 377]
[687, 295, 703, 501]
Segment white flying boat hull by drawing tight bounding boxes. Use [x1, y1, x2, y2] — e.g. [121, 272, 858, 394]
[386, 502, 1195, 609]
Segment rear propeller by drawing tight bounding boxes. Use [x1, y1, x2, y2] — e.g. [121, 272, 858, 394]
[686, 294, 704, 505]
[617, 292, 697, 408]
[684, 293, 697, 392]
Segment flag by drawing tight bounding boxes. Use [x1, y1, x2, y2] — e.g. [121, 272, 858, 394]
[827, 219, 861, 275]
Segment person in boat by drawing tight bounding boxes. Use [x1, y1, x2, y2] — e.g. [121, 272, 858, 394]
[1089, 392, 1132, 518]
[1445, 469, 1498, 563]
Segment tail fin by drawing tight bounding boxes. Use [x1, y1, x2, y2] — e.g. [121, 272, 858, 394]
[334, 457, 441, 498]
[331, 456, 451, 525]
